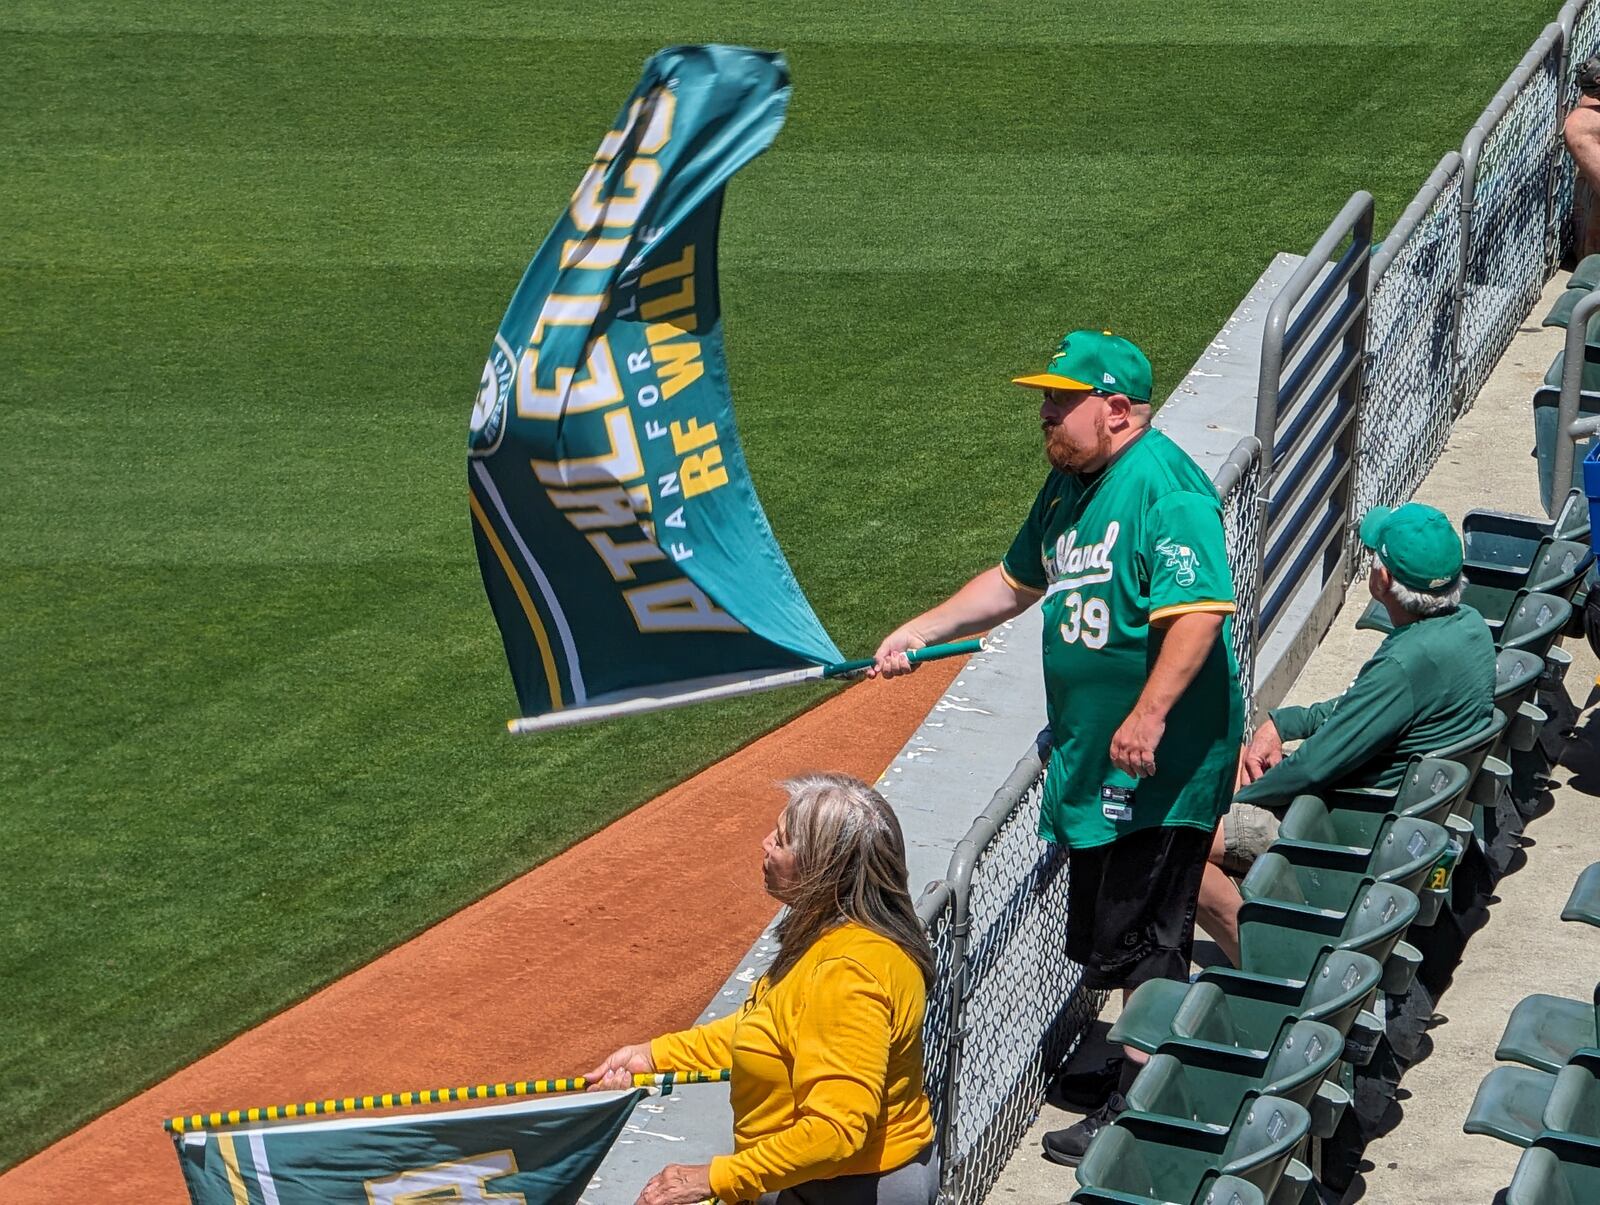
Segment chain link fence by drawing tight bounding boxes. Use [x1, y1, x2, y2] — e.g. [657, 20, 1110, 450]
[1456, 24, 1564, 411]
[1354, 154, 1467, 573]
[1216, 437, 1265, 720]
[917, 741, 1104, 1205]
[915, 882, 958, 1156]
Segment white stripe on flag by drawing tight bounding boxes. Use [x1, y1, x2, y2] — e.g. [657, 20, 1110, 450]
[471, 459, 588, 704]
[248, 1131, 281, 1205]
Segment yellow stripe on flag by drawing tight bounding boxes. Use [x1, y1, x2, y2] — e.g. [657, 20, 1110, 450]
[469, 489, 563, 710]
[218, 1134, 250, 1205]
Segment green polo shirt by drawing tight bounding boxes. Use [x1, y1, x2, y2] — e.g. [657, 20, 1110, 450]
[1234, 604, 1497, 809]
[1001, 429, 1244, 850]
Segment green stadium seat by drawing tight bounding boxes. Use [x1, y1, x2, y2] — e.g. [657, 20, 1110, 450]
[1126, 1019, 1343, 1134]
[1498, 592, 1574, 659]
[1506, 1142, 1600, 1205]
[1569, 255, 1600, 293]
[1273, 756, 1465, 872]
[1498, 986, 1600, 1075]
[1110, 951, 1382, 1063]
[1074, 1095, 1310, 1205]
[1466, 1051, 1600, 1152]
[1562, 864, 1600, 928]
[1252, 817, 1450, 914]
[1467, 1064, 1561, 1147]
[1238, 881, 1419, 995]
[1069, 1175, 1269, 1205]
[1498, 649, 1549, 752]
[1463, 492, 1590, 579]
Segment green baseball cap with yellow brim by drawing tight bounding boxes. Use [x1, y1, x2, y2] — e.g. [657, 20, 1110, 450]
[1359, 503, 1463, 590]
[1013, 329, 1153, 403]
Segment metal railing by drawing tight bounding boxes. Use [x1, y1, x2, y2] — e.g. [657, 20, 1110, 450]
[1249, 191, 1374, 708]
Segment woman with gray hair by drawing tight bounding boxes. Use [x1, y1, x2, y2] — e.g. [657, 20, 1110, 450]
[586, 773, 939, 1205]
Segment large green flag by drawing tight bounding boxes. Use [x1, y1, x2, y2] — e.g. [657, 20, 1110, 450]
[469, 45, 844, 732]
[173, 1091, 643, 1204]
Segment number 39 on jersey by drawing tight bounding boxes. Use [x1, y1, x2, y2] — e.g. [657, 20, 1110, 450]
[1058, 591, 1110, 649]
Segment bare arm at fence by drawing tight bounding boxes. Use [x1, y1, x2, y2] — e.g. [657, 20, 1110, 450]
[870, 566, 1036, 678]
[1566, 102, 1600, 194]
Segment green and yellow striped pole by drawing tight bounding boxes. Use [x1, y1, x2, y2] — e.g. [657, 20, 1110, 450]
[164, 1068, 731, 1134]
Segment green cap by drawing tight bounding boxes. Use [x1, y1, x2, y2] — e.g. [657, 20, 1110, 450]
[1013, 329, 1153, 403]
[1359, 503, 1463, 590]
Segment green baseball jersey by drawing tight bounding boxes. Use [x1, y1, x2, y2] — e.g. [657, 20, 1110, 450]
[1002, 429, 1244, 850]
[1233, 603, 1497, 808]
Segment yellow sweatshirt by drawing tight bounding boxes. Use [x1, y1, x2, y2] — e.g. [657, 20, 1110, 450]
[650, 922, 934, 1203]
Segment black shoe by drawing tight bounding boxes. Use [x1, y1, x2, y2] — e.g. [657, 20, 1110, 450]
[1041, 1092, 1126, 1167]
[1050, 1056, 1125, 1112]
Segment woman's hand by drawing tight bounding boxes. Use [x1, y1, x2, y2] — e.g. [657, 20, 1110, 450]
[636, 1163, 714, 1205]
[583, 1043, 655, 1092]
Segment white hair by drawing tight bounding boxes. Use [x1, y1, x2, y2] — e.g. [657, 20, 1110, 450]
[1385, 573, 1464, 618]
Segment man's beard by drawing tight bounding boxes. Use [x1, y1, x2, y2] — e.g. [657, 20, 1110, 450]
[1045, 416, 1111, 473]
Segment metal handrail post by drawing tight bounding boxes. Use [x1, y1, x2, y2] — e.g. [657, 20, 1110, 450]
[1552, 288, 1600, 514]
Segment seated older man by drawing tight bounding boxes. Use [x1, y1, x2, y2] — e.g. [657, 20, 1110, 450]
[1195, 503, 1497, 967]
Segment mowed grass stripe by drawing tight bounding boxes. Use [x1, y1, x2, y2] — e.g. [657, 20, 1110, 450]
[0, 0, 1551, 47]
[3, 147, 1491, 272]
[3, 35, 1542, 162]
[0, 0, 1557, 1170]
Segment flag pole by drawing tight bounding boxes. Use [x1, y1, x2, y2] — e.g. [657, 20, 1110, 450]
[164, 1069, 731, 1134]
[505, 637, 984, 735]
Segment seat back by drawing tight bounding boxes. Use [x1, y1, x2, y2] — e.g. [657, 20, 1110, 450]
[1507, 1144, 1580, 1205]
[1240, 851, 1309, 907]
[1218, 1095, 1311, 1188]
[1259, 1018, 1342, 1103]
[1172, 981, 1238, 1047]
[1278, 795, 1339, 846]
[1544, 1061, 1600, 1142]
[1499, 591, 1575, 658]
[1497, 648, 1547, 713]
[1124, 1052, 1201, 1124]
[1193, 1176, 1268, 1205]
[1338, 881, 1419, 965]
[1554, 488, 1592, 543]
[1366, 817, 1451, 897]
[1428, 709, 1509, 787]
[1237, 889, 1347, 982]
[1527, 538, 1591, 601]
[1073, 1124, 1157, 1197]
[1392, 755, 1471, 825]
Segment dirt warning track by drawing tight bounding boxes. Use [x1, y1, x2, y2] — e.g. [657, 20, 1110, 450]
[0, 662, 965, 1204]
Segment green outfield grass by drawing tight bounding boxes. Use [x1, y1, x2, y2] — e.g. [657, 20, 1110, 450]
[0, 0, 1555, 1167]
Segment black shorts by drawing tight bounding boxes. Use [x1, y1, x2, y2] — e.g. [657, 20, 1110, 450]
[1066, 823, 1214, 992]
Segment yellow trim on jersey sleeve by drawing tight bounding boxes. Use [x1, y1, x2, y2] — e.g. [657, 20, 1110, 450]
[999, 563, 1046, 596]
[1149, 600, 1236, 623]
